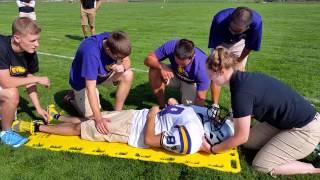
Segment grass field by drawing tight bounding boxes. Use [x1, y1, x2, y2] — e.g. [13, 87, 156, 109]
[0, 1, 320, 179]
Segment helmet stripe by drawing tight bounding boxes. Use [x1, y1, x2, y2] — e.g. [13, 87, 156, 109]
[177, 126, 192, 154]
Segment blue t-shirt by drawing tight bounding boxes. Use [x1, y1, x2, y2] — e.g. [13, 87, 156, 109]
[208, 8, 262, 51]
[154, 40, 210, 91]
[230, 71, 316, 129]
[69, 32, 117, 91]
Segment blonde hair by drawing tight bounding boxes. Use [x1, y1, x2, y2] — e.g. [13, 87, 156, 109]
[12, 17, 41, 36]
[206, 46, 239, 73]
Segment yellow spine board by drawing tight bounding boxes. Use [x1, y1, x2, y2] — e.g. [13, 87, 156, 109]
[25, 133, 241, 173]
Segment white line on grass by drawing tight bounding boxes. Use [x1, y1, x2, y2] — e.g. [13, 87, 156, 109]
[38, 51, 148, 73]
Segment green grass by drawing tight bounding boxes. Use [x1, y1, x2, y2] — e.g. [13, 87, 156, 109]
[0, 1, 320, 179]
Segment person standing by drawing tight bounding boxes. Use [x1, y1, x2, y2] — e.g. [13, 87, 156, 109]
[208, 7, 262, 108]
[0, 17, 50, 147]
[144, 39, 210, 108]
[16, 0, 36, 21]
[67, 31, 133, 135]
[80, 0, 101, 39]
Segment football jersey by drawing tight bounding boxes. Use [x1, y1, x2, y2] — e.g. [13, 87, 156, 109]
[128, 105, 204, 154]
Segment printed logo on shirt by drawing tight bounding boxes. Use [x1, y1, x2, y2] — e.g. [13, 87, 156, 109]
[10, 66, 26, 76]
[174, 67, 195, 84]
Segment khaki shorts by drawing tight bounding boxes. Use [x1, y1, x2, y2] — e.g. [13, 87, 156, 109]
[81, 8, 96, 27]
[72, 73, 118, 118]
[243, 113, 320, 174]
[166, 76, 197, 105]
[19, 12, 37, 21]
[81, 110, 135, 143]
[213, 39, 248, 71]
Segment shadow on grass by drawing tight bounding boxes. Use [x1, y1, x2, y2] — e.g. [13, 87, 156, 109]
[65, 34, 84, 41]
[18, 97, 38, 119]
[54, 89, 79, 116]
[109, 82, 181, 110]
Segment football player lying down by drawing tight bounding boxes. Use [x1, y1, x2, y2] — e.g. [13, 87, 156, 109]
[18, 104, 234, 155]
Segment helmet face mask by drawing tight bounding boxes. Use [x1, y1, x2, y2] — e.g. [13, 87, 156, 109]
[204, 106, 234, 145]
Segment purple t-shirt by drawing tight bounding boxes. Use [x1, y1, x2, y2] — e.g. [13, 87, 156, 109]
[208, 8, 262, 51]
[69, 32, 117, 90]
[154, 40, 210, 91]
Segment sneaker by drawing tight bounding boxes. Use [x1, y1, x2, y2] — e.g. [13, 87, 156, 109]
[47, 104, 61, 123]
[12, 120, 31, 133]
[12, 120, 43, 134]
[0, 129, 28, 148]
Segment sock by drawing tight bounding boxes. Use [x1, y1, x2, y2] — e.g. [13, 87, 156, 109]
[53, 113, 61, 120]
[34, 123, 41, 132]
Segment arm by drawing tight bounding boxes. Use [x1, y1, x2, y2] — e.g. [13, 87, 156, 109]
[211, 115, 251, 153]
[86, 80, 102, 121]
[86, 80, 110, 134]
[194, 90, 207, 106]
[237, 48, 251, 63]
[144, 106, 161, 147]
[95, 0, 102, 11]
[26, 75, 48, 120]
[144, 52, 173, 80]
[0, 69, 49, 89]
[16, 0, 24, 7]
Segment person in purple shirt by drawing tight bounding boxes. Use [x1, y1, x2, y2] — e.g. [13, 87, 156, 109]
[68, 31, 133, 135]
[144, 39, 210, 108]
[208, 7, 262, 108]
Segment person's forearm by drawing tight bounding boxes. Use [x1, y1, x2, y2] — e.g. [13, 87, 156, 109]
[238, 48, 251, 62]
[212, 136, 246, 153]
[27, 84, 42, 110]
[144, 106, 161, 147]
[95, 0, 101, 10]
[86, 87, 102, 120]
[0, 76, 40, 88]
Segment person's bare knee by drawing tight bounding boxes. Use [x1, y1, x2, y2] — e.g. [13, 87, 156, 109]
[119, 69, 134, 83]
[1, 88, 20, 106]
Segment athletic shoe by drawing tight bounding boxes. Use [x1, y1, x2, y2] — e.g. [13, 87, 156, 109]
[0, 129, 28, 148]
[12, 120, 43, 134]
[47, 104, 61, 123]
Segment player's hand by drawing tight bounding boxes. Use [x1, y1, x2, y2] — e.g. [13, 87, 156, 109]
[160, 64, 174, 82]
[111, 64, 125, 73]
[37, 76, 50, 88]
[36, 107, 49, 122]
[95, 117, 111, 135]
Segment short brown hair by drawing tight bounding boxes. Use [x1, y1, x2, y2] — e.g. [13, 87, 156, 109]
[12, 17, 41, 36]
[206, 46, 238, 73]
[230, 7, 253, 28]
[174, 39, 195, 60]
[105, 31, 131, 57]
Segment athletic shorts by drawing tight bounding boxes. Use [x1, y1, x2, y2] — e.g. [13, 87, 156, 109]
[80, 110, 135, 143]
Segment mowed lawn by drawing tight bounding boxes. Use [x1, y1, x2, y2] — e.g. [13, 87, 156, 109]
[0, 1, 320, 179]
